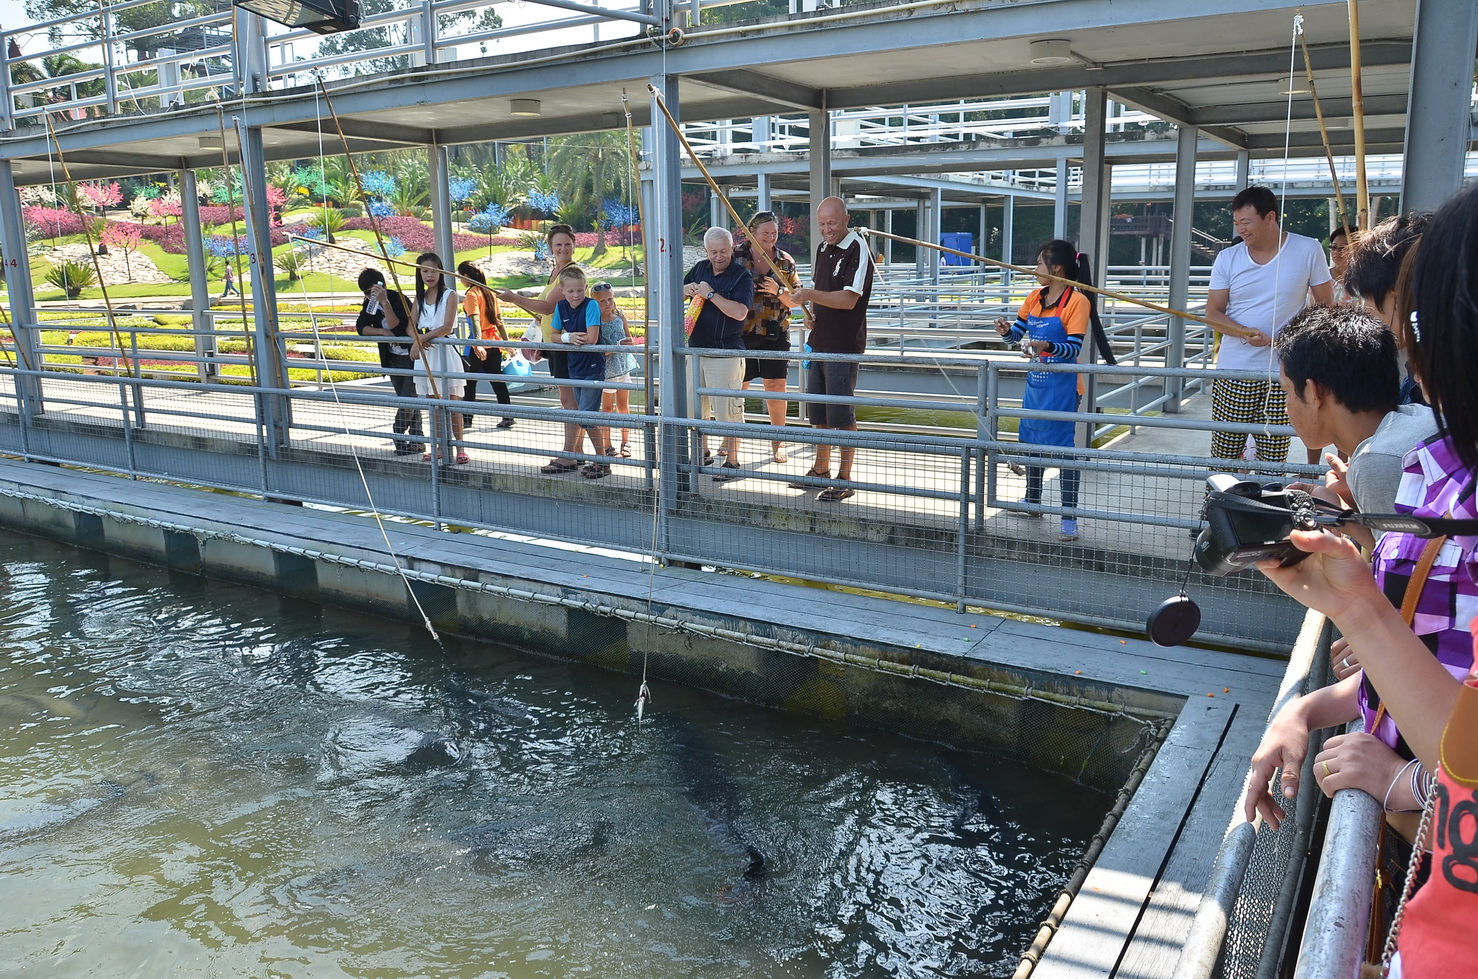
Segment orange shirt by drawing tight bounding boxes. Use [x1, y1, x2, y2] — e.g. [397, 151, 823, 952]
[462, 287, 504, 341]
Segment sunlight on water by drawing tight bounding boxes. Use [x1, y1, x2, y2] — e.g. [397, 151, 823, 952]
[0, 530, 1107, 978]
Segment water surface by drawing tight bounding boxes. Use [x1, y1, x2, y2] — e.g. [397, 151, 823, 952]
[0, 530, 1107, 977]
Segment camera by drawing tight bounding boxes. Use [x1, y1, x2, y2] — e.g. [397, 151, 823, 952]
[1193, 473, 1330, 577]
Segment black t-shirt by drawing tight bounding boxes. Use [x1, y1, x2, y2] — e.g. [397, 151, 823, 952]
[809, 230, 874, 354]
[355, 289, 412, 368]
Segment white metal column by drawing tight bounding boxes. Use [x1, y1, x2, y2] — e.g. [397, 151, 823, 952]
[1166, 123, 1198, 412]
[1400, 0, 1478, 212]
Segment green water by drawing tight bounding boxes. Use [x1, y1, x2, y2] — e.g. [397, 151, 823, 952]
[0, 530, 1107, 978]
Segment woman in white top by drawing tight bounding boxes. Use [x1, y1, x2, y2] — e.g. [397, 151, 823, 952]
[410, 252, 469, 464]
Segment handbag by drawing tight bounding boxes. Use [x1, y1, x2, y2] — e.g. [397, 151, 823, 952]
[502, 352, 533, 377]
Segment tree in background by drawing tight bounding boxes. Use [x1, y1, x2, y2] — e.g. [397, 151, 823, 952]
[99, 221, 144, 280]
[545, 131, 633, 261]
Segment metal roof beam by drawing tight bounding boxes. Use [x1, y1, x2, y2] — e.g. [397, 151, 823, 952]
[270, 118, 435, 147]
[686, 68, 825, 113]
[826, 41, 1412, 112]
[1108, 87, 1249, 149]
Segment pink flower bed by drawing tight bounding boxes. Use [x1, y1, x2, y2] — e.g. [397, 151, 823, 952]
[340, 216, 485, 253]
[22, 207, 95, 238]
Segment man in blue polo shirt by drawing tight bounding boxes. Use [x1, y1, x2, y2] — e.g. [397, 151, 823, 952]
[683, 227, 755, 480]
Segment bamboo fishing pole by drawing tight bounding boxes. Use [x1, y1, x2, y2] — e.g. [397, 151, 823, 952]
[1295, 19, 1351, 241]
[645, 82, 814, 329]
[42, 114, 135, 377]
[863, 227, 1215, 328]
[313, 73, 441, 399]
[1347, 0, 1370, 229]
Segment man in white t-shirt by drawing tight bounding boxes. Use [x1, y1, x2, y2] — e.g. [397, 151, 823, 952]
[1205, 186, 1334, 466]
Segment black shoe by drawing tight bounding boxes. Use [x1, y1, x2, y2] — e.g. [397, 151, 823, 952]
[713, 461, 741, 482]
[393, 442, 420, 456]
[462, 416, 473, 428]
[496, 418, 515, 430]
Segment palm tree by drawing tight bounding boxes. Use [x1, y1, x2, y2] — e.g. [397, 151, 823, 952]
[545, 130, 635, 261]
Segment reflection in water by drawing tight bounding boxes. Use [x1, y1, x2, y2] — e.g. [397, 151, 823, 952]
[0, 530, 1108, 977]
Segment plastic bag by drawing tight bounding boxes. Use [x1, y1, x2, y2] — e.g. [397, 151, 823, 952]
[503, 352, 533, 377]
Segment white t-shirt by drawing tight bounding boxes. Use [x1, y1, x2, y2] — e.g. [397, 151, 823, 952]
[1210, 232, 1332, 372]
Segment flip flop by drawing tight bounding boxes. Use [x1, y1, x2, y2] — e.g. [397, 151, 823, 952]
[788, 468, 829, 489]
[817, 486, 855, 502]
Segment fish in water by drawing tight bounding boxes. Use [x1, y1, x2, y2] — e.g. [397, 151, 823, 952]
[665, 715, 768, 901]
[0, 770, 156, 843]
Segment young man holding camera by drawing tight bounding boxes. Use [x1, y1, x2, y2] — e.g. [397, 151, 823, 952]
[1273, 304, 1435, 541]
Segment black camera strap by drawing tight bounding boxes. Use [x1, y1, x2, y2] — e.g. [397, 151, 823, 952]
[1326, 512, 1478, 538]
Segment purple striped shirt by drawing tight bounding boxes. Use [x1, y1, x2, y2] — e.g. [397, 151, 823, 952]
[1362, 435, 1478, 751]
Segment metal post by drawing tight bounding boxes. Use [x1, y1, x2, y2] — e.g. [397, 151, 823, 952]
[1234, 149, 1251, 190]
[430, 142, 454, 267]
[914, 200, 927, 277]
[1166, 123, 1197, 412]
[884, 208, 894, 264]
[928, 188, 943, 287]
[651, 71, 688, 532]
[1053, 152, 1069, 240]
[1002, 195, 1015, 288]
[1400, 0, 1478, 212]
[808, 99, 830, 259]
[101, 11, 118, 116]
[236, 9, 269, 94]
[756, 172, 771, 212]
[179, 170, 215, 381]
[0, 161, 42, 414]
[234, 118, 291, 450]
[0, 27, 13, 132]
[1076, 88, 1109, 447]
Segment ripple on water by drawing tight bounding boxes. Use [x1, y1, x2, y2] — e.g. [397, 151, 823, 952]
[0, 530, 1113, 978]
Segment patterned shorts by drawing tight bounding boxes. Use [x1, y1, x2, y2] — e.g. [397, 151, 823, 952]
[1210, 377, 1290, 463]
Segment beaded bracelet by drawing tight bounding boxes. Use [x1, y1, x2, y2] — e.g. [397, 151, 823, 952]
[1385, 758, 1421, 812]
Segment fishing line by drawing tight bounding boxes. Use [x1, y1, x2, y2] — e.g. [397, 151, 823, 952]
[288, 79, 444, 643]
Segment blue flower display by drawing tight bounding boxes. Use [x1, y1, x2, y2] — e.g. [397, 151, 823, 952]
[527, 190, 560, 216]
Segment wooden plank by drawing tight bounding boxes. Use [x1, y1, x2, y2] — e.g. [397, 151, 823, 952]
[1113, 705, 1269, 979]
[1031, 700, 1236, 979]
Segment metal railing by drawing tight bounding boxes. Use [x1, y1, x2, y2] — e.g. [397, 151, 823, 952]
[0, 313, 1317, 649]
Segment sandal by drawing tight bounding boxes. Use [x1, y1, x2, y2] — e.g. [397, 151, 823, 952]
[619, 442, 631, 458]
[772, 441, 788, 464]
[788, 468, 830, 489]
[818, 485, 855, 502]
[455, 452, 470, 465]
[582, 463, 611, 479]
[540, 460, 579, 474]
[712, 461, 741, 482]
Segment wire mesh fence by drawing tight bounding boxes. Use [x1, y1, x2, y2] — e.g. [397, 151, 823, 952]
[0, 328, 1315, 650]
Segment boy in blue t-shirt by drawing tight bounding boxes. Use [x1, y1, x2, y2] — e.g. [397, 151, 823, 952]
[553, 267, 613, 477]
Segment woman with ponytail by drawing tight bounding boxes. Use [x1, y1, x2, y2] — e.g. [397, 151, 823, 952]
[994, 239, 1103, 542]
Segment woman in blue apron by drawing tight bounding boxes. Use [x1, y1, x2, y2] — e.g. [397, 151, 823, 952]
[994, 239, 1095, 542]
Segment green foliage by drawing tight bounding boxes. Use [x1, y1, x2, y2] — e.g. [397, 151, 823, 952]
[307, 207, 347, 244]
[45, 259, 97, 298]
[275, 249, 306, 282]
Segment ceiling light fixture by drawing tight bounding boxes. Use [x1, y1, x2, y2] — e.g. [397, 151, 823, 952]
[510, 98, 542, 117]
[1029, 39, 1074, 66]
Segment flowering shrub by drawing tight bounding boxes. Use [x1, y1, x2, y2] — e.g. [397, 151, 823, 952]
[78, 181, 123, 210]
[340, 215, 484, 253]
[468, 204, 509, 235]
[205, 234, 247, 258]
[100, 221, 144, 251]
[139, 222, 286, 254]
[527, 190, 560, 215]
[19, 186, 56, 206]
[385, 236, 406, 259]
[148, 193, 183, 221]
[367, 199, 396, 219]
[22, 207, 95, 239]
[359, 170, 396, 198]
[447, 176, 476, 206]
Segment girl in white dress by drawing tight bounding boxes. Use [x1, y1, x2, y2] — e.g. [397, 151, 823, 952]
[410, 252, 468, 464]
